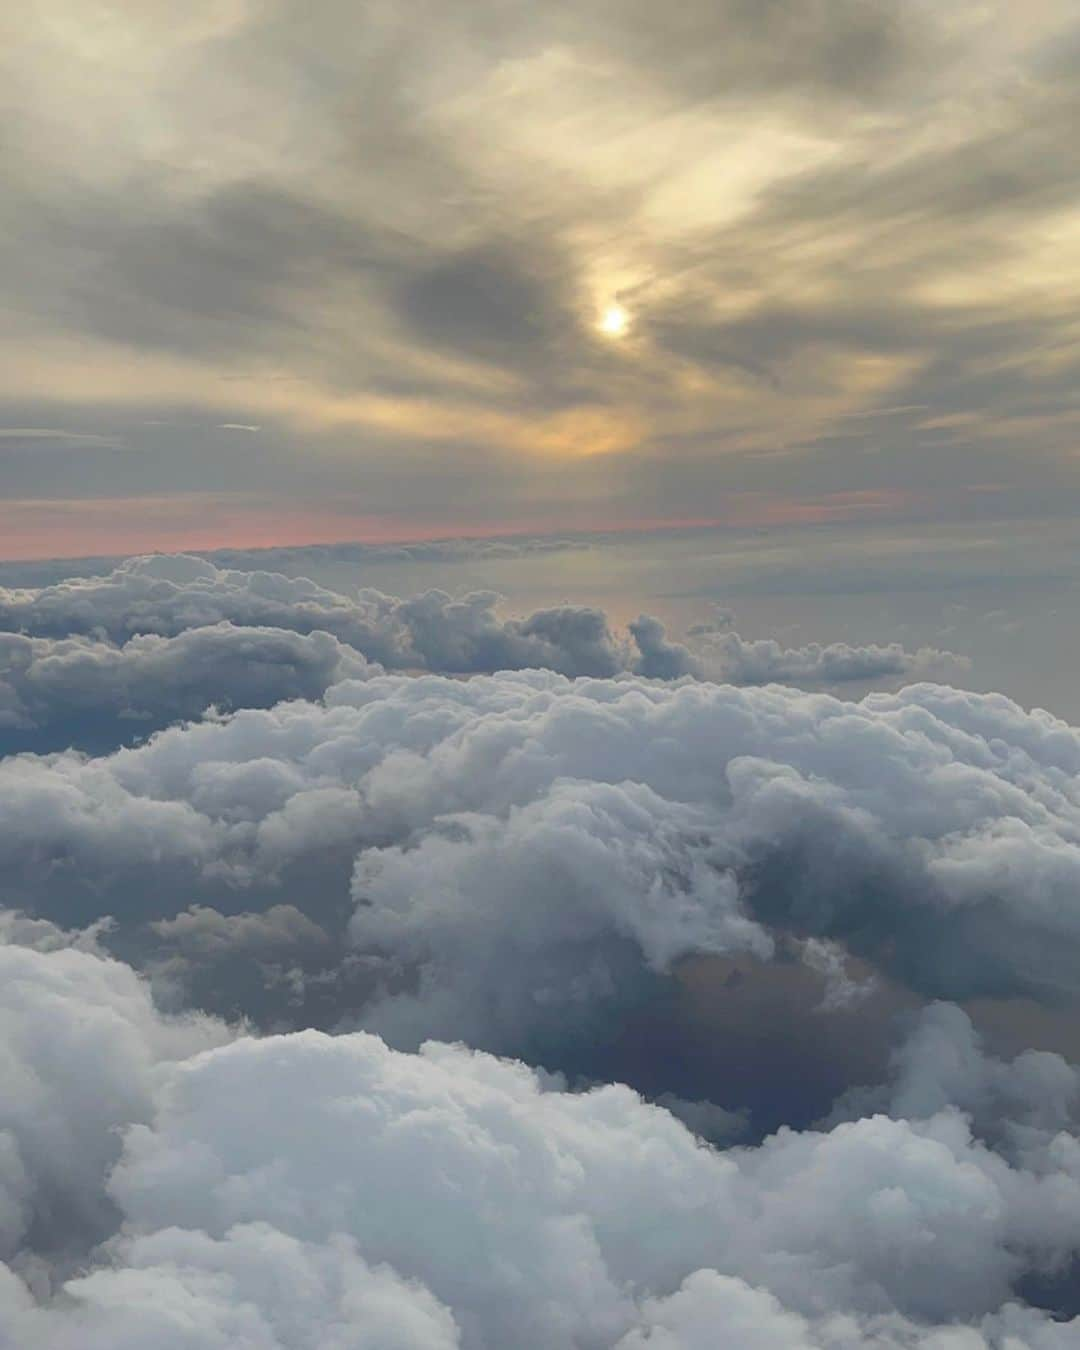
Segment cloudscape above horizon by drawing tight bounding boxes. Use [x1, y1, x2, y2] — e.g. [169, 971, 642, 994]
[4, 0, 1080, 556]
[8, 6, 1080, 1349]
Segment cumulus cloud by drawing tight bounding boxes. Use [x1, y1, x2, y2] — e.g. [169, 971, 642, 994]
[697, 630, 970, 688]
[0, 936, 229, 1272]
[348, 776, 769, 1057]
[0, 623, 376, 753]
[0, 555, 626, 676]
[2, 1229, 463, 1349]
[2, 937, 1080, 1346]
[0, 554, 963, 702]
[830, 1001, 1080, 1155]
[2, 667, 1080, 1104]
[0, 555, 639, 686]
[2, 561, 1079, 1341]
[0, 596, 1080, 1339]
[628, 614, 700, 680]
[632, 613, 967, 687]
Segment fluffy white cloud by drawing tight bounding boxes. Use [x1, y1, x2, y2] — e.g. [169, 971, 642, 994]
[0, 1225, 462, 1350]
[3, 669, 1080, 1057]
[0, 936, 229, 1270]
[614, 1273, 1080, 1350]
[2, 939, 1080, 1348]
[80, 1021, 1080, 1341]
[5, 563, 1080, 1338]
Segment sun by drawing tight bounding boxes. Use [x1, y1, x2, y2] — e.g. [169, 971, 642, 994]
[598, 303, 631, 338]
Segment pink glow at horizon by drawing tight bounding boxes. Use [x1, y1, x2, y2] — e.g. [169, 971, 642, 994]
[0, 490, 921, 563]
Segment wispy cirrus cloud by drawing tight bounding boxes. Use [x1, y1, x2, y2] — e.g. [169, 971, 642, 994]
[2, 1, 1080, 550]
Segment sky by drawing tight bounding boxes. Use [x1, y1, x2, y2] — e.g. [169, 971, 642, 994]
[9, 8, 1080, 1348]
[4, 0, 1080, 559]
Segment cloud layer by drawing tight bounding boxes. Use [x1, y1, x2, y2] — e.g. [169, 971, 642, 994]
[6, 0, 1080, 554]
[2, 554, 1080, 1342]
[0, 623, 1076, 1096]
[3, 930, 1080, 1347]
[0, 555, 963, 743]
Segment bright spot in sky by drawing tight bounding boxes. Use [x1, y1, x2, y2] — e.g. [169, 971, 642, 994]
[599, 303, 631, 338]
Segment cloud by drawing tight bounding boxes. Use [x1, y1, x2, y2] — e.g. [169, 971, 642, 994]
[0, 554, 630, 676]
[0, 554, 962, 696]
[0, 623, 377, 753]
[0, 532, 587, 589]
[2, 656, 1080, 1111]
[632, 616, 966, 689]
[4, 0, 1080, 545]
[697, 630, 969, 688]
[395, 238, 577, 375]
[348, 776, 769, 1058]
[1, 569, 1080, 1338]
[3, 937, 1080, 1344]
[0, 428, 116, 452]
[124, 1029, 1061, 1334]
[0, 937, 229, 1271]
[629, 613, 700, 680]
[652, 1094, 748, 1147]
[5, 1225, 463, 1350]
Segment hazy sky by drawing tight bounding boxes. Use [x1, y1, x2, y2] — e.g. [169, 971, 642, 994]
[4, 0, 1080, 558]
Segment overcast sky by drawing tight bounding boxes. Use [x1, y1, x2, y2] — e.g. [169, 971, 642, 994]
[3, 0, 1080, 558]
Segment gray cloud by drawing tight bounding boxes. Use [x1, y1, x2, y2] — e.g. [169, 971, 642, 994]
[0, 556, 959, 709]
[698, 630, 969, 687]
[395, 238, 580, 383]
[4, 0, 1080, 545]
[0, 555, 626, 674]
[557, 0, 936, 106]
[0, 623, 376, 753]
[634, 614, 967, 688]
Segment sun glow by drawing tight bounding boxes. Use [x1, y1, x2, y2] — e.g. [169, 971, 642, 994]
[598, 303, 631, 338]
